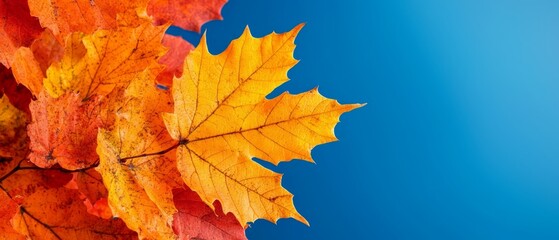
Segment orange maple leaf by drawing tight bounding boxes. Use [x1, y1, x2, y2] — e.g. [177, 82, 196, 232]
[28, 0, 148, 38]
[0, 165, 137, 239]
[147, 0, 227, 32]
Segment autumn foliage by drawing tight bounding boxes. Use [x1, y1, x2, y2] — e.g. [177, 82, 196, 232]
[0, 0, 361, 239]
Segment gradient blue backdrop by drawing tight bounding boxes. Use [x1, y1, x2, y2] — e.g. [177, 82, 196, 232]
[169, 0, 559, 239]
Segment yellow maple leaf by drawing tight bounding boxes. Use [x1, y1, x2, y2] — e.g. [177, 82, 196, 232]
[163, 24, 363, 226]
[97, 69, 181, 239]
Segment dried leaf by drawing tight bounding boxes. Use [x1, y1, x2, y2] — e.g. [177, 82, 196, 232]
[12, 29, 64, 96]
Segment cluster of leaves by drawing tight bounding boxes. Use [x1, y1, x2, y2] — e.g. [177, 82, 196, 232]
[0, 0, 361, 239]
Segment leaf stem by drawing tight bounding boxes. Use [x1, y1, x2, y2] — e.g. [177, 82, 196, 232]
[119, 141, 182, 163]
[19, 162, 99, 173]
[0, 159, 100, 183]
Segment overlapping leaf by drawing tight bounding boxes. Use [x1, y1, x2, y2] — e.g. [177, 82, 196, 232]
[172, 187, 246, 240]
[157, 34, 194, 87]
[27, 91, 103, 170]
[28, 0, 227, 38]
[0, 0, 43, 68]
[27, 21, 167, 170]
[27, 29, 64, 72]
[67, 169, 108, 207]
[64, 168, 113, 219]
[0, 188, 24, 240]
[12, 48, 43, 96]
[12, 29, 63, 96]
[0, 67, 33, 114]
[28, 0, 148, 38]
[0, 167, 137, 239]
[0, 95, 28, 159]
[97, 69, 181, 239]
[0, 1, 363, 238]
[147, 0, 227, 32]
[163, 25, 362, 225]
[44, 21, 167, 99]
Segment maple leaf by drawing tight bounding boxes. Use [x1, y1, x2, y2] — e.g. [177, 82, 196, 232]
[172, 187, 246, 240]
[0, 0, 43, 68]
[97, 69, 182, 239]
[28, 0, 227, 38]
[0, 164, 137, 239]
[44, 21, 167, 99]
[147, 0, 227, 32]
[163, 24, 363, 225]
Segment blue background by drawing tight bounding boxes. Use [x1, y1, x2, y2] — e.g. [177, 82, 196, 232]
[170, 0, 559, 239]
